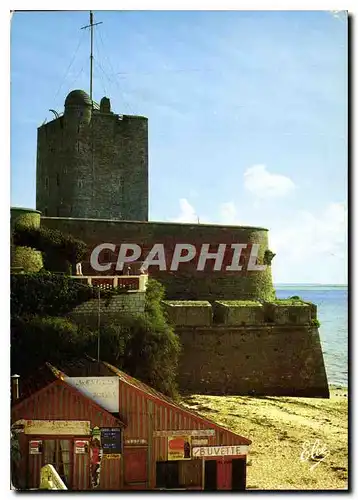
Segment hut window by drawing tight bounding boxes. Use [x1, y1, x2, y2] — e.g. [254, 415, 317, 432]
[44, 207, 48, 216]
[43, 440, 72, 488]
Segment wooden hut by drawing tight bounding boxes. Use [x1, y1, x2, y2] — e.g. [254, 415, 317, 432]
[11, 359, 251, 491]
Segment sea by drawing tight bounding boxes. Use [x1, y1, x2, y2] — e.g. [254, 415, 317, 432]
[275, 285, 348, 388]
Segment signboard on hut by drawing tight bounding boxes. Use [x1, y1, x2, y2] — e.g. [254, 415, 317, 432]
[75, 440, 89, 454]
[29, 440, 42, 454]
[101, 428, 122, 456]
[65, 377, 119, 413]
[168, 436, 192, 461]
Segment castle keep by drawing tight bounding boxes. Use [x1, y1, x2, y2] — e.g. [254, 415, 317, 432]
[36, 90, 148, 221]
[11, 88, 329, 398]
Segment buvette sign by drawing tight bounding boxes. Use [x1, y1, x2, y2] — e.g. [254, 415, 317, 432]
[192, 445, 249, 457]
[90, 243, 267, 273]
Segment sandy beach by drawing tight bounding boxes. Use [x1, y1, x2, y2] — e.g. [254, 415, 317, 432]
[181, 386, 348, 490]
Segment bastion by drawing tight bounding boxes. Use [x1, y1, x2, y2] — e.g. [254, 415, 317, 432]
[40, 217, 276, 302]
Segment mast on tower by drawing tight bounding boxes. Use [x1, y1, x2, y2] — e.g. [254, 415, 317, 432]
[81, 10, 103, 103]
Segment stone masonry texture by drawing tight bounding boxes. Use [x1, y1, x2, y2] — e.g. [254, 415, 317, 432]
[177, 325, 329, 397]
[36, 91, 148, 221]
[67, 292, 145, 328]
[40, 217, 276, 302]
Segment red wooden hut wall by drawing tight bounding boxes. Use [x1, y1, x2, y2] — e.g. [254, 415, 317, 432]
[107, 363, 251, 490]
[12, 362, 251, 491]
[12, 379, 124, 490]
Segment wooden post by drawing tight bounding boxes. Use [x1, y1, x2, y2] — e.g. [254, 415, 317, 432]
[201, 458, 205, 490]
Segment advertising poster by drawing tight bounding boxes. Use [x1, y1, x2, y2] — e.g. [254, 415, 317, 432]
[29, 440, 42, 455]
[75, 440, 89, 454]
[168, 436, 191, 461]
[90, 427, 103, 488]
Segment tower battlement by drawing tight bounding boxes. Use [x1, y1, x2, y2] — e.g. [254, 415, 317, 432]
[36, 89, 148, 221]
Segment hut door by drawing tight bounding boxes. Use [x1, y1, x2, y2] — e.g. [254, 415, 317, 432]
[204, 460, 217, 490]
[232, 458, 246, 490]
[42, 439, 72, 488]
[217, 459, 232, 490]
[123, 448, 148, 489]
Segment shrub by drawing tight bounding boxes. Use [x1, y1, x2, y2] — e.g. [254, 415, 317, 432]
[12, 226, 87, 273]
[11, 315, 94, 377]
[311, 318, 321, 328]
[11, 272, 95, 317]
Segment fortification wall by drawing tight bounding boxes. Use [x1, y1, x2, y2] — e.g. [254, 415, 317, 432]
[164, 300, 328, 397]
[176, 324, 328, 397]
[67, 291, 145, 328]
[40, 217, 275, 301]
[10, 207, 43, 272]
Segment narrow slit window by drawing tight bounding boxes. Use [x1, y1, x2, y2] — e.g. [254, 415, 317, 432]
[45, 177, 49, 189]
[56, 174, 60, 186]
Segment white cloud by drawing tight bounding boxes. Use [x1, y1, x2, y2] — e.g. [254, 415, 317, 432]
[244, 164, 295, 199]
[269, 202, 347, 283]
[169, 196, 347, 284]
[170, 198, 198, 223]
[219, 201, 238, 224]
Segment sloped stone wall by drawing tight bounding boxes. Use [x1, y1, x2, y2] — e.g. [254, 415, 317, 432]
[67, 291, 145, 327]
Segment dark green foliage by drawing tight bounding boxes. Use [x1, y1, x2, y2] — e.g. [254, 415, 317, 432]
[13, 226, 87, 272]
[93, 280, 181, 397]
[11, 315, 95, 378]
[11, 271, 95, 317]
[11, 275, 181, 398]
[311, 318, 321, 327]
[263, 250, 276, 265]
[289, 296, 302, 300]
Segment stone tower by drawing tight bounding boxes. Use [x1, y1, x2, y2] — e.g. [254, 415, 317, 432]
[36, 89, 148, 221]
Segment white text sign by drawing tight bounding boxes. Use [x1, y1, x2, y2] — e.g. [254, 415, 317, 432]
[65, 377, 119, 413]
[153, 429, 215, 437]
[192, 445, 248, 457]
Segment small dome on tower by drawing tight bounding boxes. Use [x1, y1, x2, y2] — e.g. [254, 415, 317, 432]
[100, 97, 111, 113]
[65, 89, 92, 108]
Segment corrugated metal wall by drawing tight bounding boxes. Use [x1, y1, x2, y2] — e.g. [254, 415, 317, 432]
[13, 376, 249, 491]
[12, 381, 122, 491]
[118, 380, 248, 489]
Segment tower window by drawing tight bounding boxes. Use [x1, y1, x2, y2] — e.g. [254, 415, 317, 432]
[56, 174, 60, 186]
[45, 177, 49, 189]
[78, 179, 83, 188]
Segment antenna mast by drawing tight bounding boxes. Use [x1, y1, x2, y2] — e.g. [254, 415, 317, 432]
[81, 11, 103, 103]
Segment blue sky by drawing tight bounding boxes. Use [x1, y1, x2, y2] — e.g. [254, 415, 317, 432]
[10, 10, 347, 284]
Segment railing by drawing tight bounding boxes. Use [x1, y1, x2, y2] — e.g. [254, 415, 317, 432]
[39, 464, 67, 490]
[71, 274, 148, 292]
